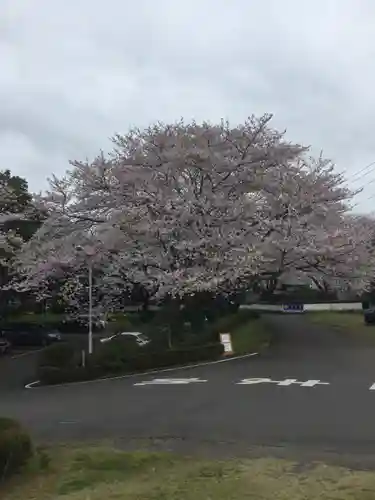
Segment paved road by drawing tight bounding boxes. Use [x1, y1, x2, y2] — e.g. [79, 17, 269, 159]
[0, 333, 102, 391]
[3, 314, 375, 466]
[0, 349, 43, 391]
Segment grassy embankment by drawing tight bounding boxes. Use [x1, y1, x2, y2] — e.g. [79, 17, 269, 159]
[229, 316, 272, 354]
[3, 445, 375, 500]
[306, 311, 369, 334]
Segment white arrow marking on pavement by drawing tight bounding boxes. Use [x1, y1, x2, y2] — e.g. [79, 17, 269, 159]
[134, 378, 207, 386]
[369, 383, 375, 390]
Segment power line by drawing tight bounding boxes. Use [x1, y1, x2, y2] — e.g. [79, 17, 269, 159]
[349, 161, 375, 183]
[354, 178, 375, 198]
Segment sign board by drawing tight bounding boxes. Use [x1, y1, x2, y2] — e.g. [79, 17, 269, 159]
[219, 332, 233, 355]
[220, 333, 231, 343]
[282, 304, 304, 313]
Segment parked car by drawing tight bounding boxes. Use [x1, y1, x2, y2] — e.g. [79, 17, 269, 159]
[362, 301, 375, 324]
[0, 336, 11, 355]
[99, 331, 150, 346]
[0, 323, 62, 347]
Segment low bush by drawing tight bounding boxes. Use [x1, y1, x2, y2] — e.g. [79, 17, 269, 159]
[138, 309, 156, 323]
[208, 309, 260, 336]
[3, 313, 64, 325]
[123, 342, 224, 372]
[0, 417, 33, 480]
[104, 315, 135, 334]
[0, 314, 105, 334]
[38, 342, 224, 385]
[37, 310, 260, 386]
[90, 336, 141, 372]
[37, 365, 103, 385]
[38, 342, 76, 369]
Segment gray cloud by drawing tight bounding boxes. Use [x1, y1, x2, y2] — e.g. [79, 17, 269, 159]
[2, 0, 375, 211]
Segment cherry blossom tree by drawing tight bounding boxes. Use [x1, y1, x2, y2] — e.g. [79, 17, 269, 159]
[13, 113, 373, 312]
[252, 154, 373, 294]
[0, 172, 45, 297]
[14, 114, 306, 307]
[303, 213, 375, 295]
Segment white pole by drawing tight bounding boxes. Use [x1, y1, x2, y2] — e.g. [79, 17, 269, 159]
[88, 261, 93, 355]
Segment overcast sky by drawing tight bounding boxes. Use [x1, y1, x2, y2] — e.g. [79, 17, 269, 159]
[2, 0, 375, 212]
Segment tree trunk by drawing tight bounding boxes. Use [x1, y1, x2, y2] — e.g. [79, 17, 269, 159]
[141, 295, 149, 312]
[266, 277, 279, 293]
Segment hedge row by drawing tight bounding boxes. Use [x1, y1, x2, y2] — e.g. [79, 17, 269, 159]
[35, 309, 262, 385]
[3, 311, 154, 333]
[0, 417, 33, 480]
[207, 309, 259, 335]
[37, 342, 224, 385]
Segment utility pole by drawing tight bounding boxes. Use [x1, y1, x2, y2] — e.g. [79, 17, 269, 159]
[88, 260, 93, 355]
[76, 245, 95, 355]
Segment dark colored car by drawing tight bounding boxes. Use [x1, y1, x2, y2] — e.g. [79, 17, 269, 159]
[0, 323, 62, 347]
[0, 336, 11, 355]
[362, 301, 375, 324]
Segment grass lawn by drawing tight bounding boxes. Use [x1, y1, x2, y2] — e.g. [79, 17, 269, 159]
[231, 317, 272, 354]
[3, 445, 375, 499]
[306, 311, 370, 334]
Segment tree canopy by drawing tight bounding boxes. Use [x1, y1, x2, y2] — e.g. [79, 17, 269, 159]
[8, 114, 375, 314]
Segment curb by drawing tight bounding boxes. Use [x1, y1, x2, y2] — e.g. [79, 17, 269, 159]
[24, 352, 259, 390]
[25, 380, 41, 389]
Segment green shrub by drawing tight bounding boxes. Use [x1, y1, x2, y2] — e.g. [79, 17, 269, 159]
[131, 343, 224, 370]
[105, 315, 133, 334]
[38, 365, 103, 385]
[4, 313, 64, 325]
[38, 343, 224, 385]
[91, 342, 224, 373]
[138, 309, 156, 323]
[143, 310, 261, 349]
[0, 417, 33, 479]
[208, 310, 260, 336]
[90, 337, 141, 373]
[38, 342, 76, 369]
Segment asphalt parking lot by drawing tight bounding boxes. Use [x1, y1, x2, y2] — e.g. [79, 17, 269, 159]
[3, 315, 375, 467]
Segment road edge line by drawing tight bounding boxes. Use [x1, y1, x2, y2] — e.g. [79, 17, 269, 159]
[25, 380, 41, 389]
[24, 352, 259, 390]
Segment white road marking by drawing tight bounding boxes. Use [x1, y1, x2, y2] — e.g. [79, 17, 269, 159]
[24, 380, 41, 389]
[237, 377, 330, 387]
[276, 378, 300, 386]
[237, 378, 274, 385]
[300, 380, 330, 387]
[24, 352, 259, 389]
[369, 383, 375, 390]
[134, 377, 207, 386]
